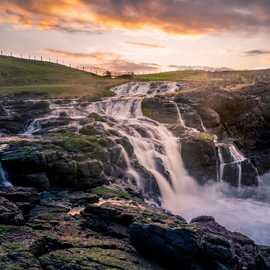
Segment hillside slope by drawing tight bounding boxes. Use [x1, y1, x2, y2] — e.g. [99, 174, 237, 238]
[0, 56, 126, 98]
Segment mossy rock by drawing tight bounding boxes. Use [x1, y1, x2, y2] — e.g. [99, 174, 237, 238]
[198, 132, 216, 143]
[142, 98, 177, 124]
[0, 251, 42, 270]
[39, 247, 150, 270]
[91, 186, 141, 202]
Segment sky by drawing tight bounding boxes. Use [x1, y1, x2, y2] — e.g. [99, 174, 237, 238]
[0, 0, 270, 73]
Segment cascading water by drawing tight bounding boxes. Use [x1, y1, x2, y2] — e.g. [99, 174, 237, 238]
[216, 143, 246, 188]
[13, 81, 270, 245]
[21, 99, 88, 136]
[85, 82, 270, 245]
[171, 101, 186, 127]
[86, 83, 197, 211]
[0, 162, 12, 187]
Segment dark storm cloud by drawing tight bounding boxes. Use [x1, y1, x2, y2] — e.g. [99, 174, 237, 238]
[245, 50, 270, 56]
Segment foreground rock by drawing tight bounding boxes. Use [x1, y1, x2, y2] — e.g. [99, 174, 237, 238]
[0, 196, 24, 225]
[0, 182, 269, 270]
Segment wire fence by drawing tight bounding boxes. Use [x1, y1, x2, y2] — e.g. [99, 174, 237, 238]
[0, 50, 135, 78]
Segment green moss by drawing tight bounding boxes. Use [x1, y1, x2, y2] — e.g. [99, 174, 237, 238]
[142, 98, 177, 124]
[0, 225, 18, 236]
[55, 133, 111, 153]
[40, 247, 141, 270]
[92, 186, 142, 202]
[198, 132, 216, 142]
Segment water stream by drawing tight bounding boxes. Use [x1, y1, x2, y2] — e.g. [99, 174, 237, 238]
[15, 81, 270, 245]
[89, 82, 270, 245]
[0, 162, 12, 187]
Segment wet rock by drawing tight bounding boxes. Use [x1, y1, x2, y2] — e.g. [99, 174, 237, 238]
[77, 159, 105, 188]
[0, 251, 42, 270]
[0, 100, 50, 135]
[39, 247, 157, 270]
[181, 133, 217, 184]
[130, 223, 202, 269]
[129, 215, 270, 270]
[37, 117, 71, 131]
[8, 173, 50, 191]
[142, 97, 177, 124]
[0, 186, 39, 214]
[240, 160, 259, 187]
[196, 106, 221, 129]
[0, 196, 24, 225]
[30, 236, 73, 257]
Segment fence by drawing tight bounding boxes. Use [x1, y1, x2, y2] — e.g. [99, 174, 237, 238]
[0, 50, 137, 77]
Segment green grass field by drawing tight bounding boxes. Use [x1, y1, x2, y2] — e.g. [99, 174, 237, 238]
[135, 69, 270, 82]
[1, 55, 269, 98]
[135, 70, 209, 81]
[0, 56, 126, 98]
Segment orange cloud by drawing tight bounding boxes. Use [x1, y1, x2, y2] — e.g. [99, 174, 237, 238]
[44, 49, 120, 61]
[125, 41, 165, 49]
[0, 0, 270, 35]
[43, 48, 160, 73]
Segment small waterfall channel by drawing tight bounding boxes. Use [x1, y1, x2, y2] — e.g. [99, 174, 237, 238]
[86, 82, 197, 211]
[0, 162, 12, 187]
[216, 143, 245, 187]
[11, 81, 270, 244]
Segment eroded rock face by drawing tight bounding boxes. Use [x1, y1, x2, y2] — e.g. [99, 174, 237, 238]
[0, 181, 269, 270]
[0, 130, 122, 190]
[0, 100, 50, 135]
[142, 82, 270, 186]
[181, 133, 217, 184]
[0, 196, 24, 225]
[130, 215, 270, 270]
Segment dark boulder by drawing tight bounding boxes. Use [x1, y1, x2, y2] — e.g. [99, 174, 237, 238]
[0, 186, 39, 214]
[130, 215, 270, 270]
[181, 133, 217, 184]
[7, 173, 50, 191]
[0, 196, 24, 225]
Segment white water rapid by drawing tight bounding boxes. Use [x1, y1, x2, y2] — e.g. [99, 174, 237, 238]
[86, 82, 270, 245]
[17, 81, 270, 245]
[0, 162, 12, 187]
[217, 143, 246, 187]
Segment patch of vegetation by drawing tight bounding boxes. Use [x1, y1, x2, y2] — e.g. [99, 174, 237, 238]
[0, 56, 127, 97]
[0, 225, 18, 236]
[136, 70, 209, 81]
[92, 185, 142, 202]
[56, 133, 111, 153]
[198, 132, 216, 142]
[142, 98, 177, 124]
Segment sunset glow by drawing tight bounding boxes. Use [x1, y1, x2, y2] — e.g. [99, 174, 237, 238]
[0, 0, 270, 72]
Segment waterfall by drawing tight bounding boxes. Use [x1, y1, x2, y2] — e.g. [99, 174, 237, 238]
[216, 143, 246, 188]
[22, 119, 41, 136]
[0, 162, 12, 187]
[85, 82, 197, 212]
[5, 81, 270, 244]
[171, 101, 186, 127]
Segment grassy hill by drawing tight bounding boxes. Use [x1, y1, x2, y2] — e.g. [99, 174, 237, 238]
[0, 56, 126, 98]
[136, 69, 270, 82]
[136, 70, 209, 81]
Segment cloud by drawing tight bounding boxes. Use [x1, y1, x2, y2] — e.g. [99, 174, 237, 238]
[100, 59, 160, 73]
[125, 41, 165, 48]
[0, 0, 270, 35]
[44, 48, 160, 73]
[44, 49, 119, 61]
[245, 50, 270, 56]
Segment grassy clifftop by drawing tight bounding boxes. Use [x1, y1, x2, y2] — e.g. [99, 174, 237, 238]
[0, 56, 126, 98]
[136, 69, 270, 82]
